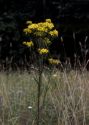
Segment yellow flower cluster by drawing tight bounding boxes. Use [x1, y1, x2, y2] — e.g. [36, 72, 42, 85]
[23, 19, 59, 63]
[49, 30, 58, 37]
[23, 41, 34, 47]
[37, 22, 54, 31]
[38, 48, 49, 55]
[23, 19, 58, 37]
[48, 58, 60, 65]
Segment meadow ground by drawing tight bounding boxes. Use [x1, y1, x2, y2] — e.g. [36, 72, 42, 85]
[0, 68, 89, 125]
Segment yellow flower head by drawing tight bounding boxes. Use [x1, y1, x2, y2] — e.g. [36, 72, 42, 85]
[23, 41, 34, 47]
[26, 21, 32, 25]
[37, 22, 54, 32]
[38, 48, 49, 55]
[44, 22, 54, 30]
[45, 19, 52, 23]
[49, 30, 58, 37]
[28, 24, 38, 30]
[23, 28, 32, 34]
[48, 58, 60, 65]
[37, 27, 46, 32]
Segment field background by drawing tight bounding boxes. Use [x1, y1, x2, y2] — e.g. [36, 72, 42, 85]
[0, 69, 89, 125]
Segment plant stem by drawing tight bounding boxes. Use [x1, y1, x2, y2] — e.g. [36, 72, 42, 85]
[37, 65, 43, 125]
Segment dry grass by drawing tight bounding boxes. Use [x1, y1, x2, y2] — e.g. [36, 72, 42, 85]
[0, 69, 89, 125]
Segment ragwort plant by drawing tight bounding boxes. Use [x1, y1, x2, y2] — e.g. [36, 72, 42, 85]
[23, 19, 60, 125]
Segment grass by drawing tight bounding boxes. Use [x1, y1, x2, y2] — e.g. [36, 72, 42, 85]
[0, 69, 89, 125]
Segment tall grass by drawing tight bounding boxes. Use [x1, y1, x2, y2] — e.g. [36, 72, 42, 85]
[0, 69, 89, 125]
